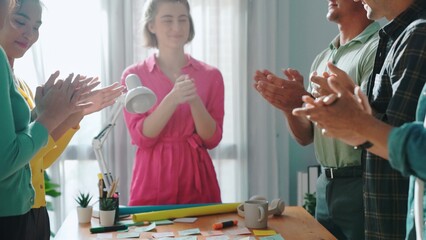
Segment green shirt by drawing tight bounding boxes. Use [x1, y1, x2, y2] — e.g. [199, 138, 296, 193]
[0, 47, 48, 217]
[388, 85, 426, 240]
[309, 22, 380, 167]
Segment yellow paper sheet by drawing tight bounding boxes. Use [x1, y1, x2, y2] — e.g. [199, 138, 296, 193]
[253, 230, 277, 236]
[132, 203, 240, 222]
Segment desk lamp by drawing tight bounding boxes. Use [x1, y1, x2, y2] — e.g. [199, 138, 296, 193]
[92, 74, 156, 191]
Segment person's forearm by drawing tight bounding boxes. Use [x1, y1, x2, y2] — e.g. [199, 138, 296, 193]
[51, 126, 73, 141]
[44, 129, 76, 169]
[284, 112, 314, 145]
[190, 99, 216, 140]
[354, 114, 392, 159]
[35, 115, 62, 134]
[50, 113, 83, 141]
[142, 95, 177, 138]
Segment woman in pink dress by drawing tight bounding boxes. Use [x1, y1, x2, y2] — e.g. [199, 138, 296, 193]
[122, 0, 224, 206]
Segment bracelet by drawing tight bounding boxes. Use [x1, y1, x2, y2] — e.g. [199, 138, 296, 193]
[354, 141, 373, 150]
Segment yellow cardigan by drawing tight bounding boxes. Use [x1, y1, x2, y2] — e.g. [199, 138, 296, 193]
[16, 79, 78, 208]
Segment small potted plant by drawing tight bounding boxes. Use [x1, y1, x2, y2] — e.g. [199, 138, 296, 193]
[303, 192, 316, 216]
[75, 192, 93, 224]
[99, 197, 117, 226]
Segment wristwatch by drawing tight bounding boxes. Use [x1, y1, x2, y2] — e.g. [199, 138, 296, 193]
[354, 141, 373, 150]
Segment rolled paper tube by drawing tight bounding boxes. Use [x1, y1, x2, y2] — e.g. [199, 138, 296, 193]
[119, 203, 215, 215]
[132, 203, 241, 222]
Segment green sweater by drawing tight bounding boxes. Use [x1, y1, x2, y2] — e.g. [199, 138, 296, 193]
[0, 47, 48, 217]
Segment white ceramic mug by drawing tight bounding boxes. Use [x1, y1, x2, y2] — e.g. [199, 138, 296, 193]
[244, 200, 268, 229]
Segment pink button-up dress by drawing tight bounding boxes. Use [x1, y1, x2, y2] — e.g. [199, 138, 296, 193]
[122, 54, 224, 206]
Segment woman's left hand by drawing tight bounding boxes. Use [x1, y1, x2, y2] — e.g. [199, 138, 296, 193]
[80, 82, 125, 115]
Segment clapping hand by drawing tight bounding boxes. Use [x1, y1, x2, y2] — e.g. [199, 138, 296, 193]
[46, 77, 124, 140]
[170, 74, 198, 105]
[310, 71, 332, 98]
[293, 74, 371, 146]
[34, 71, 95, 133]
[80, 82, 124, 115]
[310, 62, 356, 98]
[253, 68, 309, 113]
[33, 72, 99, 118]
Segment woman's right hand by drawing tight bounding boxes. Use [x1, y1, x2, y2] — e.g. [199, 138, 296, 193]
[168, 74, 198, 105]
[34, 71, 94, 133]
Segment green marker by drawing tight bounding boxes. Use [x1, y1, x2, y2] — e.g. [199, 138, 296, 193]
[90, 225, 128, 234]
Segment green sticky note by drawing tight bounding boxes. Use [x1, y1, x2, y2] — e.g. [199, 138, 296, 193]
[118, 219, 150, 227]
[117, 232, 140, 239]
[153, 219, 174, 225]
[259, 234, 285, 240]
[178, 228, 201, 236]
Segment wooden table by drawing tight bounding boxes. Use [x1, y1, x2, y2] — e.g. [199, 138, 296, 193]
[55, 206, 336, 240]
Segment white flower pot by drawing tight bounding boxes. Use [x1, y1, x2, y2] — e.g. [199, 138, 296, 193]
[99, 210, 116, 227]
[77, 206, 93, 224]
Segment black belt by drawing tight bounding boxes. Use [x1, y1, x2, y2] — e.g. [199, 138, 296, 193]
[322, 166, 362, 179]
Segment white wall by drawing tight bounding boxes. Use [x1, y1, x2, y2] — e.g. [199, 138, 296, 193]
[275, 0, 338, 205]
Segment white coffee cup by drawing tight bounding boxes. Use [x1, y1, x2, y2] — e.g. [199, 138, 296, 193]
[243, 200, 268, 229]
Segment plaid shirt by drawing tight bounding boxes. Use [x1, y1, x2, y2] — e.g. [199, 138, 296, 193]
[365, 1, 426, 239]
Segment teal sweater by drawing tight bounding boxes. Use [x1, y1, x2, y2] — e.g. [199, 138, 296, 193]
[0, 47, 48, 217]
[389, 84, 426, 239]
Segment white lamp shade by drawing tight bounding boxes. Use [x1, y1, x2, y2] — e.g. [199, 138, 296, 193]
[124, 87, 156, 114]
[124, 74, 156, 114]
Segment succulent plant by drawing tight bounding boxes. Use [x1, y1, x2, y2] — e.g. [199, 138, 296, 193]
[75, 192, 93, 208]
[303, 192, 316, 216]
[99, 197, 117, 211]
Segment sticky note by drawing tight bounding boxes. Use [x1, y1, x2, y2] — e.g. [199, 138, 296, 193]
[117, 232, 140, 239]
[226, 227, 251, 235]
[178, 228, 201, 236]
[235, 237, 256, 240]
[259, 234, 285, 240]
[118, 219, 149, 227]
[206, 236, 230, 240]
[96, 233, 113, 239]
[134, 222, 157, 232]
[253, 230, 277, 236]
[201, 230, 224, 236]
[174, 237, 198, 240]
[153, 219, 174, 225]
[152, 232, 174, 238]
[174, 217, 198, 223]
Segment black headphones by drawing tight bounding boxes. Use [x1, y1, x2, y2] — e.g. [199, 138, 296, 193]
[237, 195, 285, 217]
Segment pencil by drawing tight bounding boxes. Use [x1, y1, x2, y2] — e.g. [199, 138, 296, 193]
[108, 177, 120, 198]
[97, 173, 103, 197]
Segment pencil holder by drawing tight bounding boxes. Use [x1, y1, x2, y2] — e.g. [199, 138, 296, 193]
[99, 194, 119, 224]
[114, 192, 119, 223]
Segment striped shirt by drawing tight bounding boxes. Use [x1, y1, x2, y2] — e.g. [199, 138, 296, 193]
[365, 0, 426, 239]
